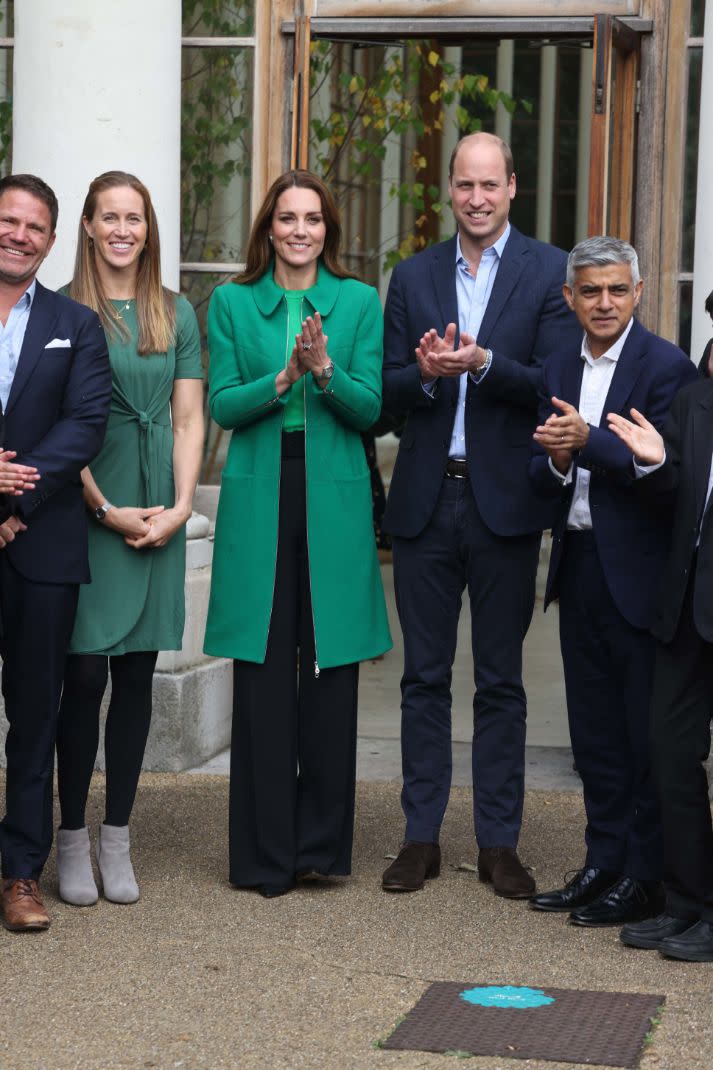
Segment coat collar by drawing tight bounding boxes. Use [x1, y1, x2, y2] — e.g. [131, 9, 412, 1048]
[251, 261, 341, 318]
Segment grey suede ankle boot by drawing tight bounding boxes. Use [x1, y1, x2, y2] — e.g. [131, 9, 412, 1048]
[96, 823, 139, 904]
[56, 827, 99, 906]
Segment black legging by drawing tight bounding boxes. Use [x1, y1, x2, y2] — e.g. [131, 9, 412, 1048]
[56, 651, 158, 830]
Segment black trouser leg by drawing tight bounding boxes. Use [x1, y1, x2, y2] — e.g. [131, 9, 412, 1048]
[104, 651, 158, 825]
[651, 580, 713, 921]
[57, 650, 157, 830]
[57, 654, 109, 830]
[229, 440, 359, 889]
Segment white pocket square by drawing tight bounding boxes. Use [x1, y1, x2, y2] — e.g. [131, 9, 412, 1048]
[44, 338, 72, 349]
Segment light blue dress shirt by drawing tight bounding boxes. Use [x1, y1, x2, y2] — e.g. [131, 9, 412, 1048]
[449, 227, 510, 458]
[0, 279, 36, 412]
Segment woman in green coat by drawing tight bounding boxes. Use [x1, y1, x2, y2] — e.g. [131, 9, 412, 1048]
[205, 170, 391, 897]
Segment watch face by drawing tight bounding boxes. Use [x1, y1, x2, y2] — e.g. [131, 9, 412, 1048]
[95, 507, 105, 519]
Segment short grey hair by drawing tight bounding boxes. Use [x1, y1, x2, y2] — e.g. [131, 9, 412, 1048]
[566, 236, 641, 290]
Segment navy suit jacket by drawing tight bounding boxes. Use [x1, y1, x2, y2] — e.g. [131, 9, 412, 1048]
[529, 318, 698, 630]
[637, 379, 713, 643]
[382, 227, 581, 539]
[0, 281, 111, 584]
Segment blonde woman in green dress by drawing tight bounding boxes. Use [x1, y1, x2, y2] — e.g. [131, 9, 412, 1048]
[55, 171, 204, 906]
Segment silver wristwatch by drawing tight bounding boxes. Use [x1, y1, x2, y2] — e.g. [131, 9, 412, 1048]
[316, 360, 335, 382]
[94, 500, 113, 521]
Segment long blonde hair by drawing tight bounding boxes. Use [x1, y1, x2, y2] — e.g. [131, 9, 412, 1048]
[69, 170, 176, 355]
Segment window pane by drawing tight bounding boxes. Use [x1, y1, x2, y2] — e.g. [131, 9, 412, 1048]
[182, 0, 253, 37]
[678, 280, 693, 358]
[0, 1, 13, 35]
[682, 47, 702, 271]
[181, 46, 253, 264]
[180, 271, 235, 483]
[691, 0, 706, 37]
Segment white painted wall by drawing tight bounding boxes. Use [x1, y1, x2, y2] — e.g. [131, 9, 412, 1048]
[12, 0, 182, 291]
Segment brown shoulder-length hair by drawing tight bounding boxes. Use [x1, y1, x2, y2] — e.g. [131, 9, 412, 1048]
[236, 169, 357, 286]
[69, 170, 176, 354]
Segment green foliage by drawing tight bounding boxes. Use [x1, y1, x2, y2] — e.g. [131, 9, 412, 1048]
[182, 0, 253, 37]
[308, 40, 530, 270]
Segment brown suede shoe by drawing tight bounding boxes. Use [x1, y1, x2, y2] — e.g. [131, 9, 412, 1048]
[382, 842, 441, 892]
[1, 878, 50, 932]
[478, 847, 535, 899]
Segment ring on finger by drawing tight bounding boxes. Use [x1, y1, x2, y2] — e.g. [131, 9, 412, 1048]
[303, 342, 312, 351]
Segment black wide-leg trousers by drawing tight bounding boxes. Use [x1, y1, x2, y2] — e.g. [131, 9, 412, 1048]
[229, 434, 359, 890]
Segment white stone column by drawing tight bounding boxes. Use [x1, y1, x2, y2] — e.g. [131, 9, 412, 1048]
[691, 3, 713, 362]
[12, 0, 182, 291]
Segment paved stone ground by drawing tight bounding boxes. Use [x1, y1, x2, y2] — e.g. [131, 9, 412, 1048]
[1, 773, 710, 1070]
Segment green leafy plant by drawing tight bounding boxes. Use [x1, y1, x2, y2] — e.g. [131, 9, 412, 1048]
[308, 40, 530, 270]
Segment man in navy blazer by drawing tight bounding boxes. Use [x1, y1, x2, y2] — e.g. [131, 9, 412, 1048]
[528, 236, 697, 927]
[381, 132, 580, 898]
[608, 381, 713, 960]
[0, 174, 111, 931]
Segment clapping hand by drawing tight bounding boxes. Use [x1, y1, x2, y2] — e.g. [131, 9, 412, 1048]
[415, 323, 487, 380]
[607, 408, 665, 465]
[0, 451, 39, 495]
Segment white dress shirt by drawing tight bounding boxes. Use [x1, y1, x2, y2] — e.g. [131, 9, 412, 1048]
[0, 279, 36, 411]
[550, 317, 635, 530]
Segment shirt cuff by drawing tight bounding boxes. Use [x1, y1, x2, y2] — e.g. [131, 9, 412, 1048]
[548, 455, 574, 484]
[633, 451, 666, 478]
[421, 379, 437, 397]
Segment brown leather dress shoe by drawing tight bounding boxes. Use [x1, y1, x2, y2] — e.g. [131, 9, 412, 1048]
[382, 842, 441, 892]
[478, 847, 535, 898]
[1, 878, 50, 932]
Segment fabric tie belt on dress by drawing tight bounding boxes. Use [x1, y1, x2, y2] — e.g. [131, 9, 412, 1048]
[445, 459, 468, 479]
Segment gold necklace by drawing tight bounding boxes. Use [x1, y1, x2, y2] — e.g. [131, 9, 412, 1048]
[111, 299, 133, 321]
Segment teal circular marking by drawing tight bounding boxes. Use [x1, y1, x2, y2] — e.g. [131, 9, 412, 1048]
[459, 985, 555, 1009]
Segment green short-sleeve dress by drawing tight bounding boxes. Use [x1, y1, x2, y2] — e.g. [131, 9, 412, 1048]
[68, 294, 203, 655]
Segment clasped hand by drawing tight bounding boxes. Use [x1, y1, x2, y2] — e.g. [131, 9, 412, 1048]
[0, 450, 40, 495]
[0, 514, 27, 549]
[279, 312, 330, 391]
[415, 323, 487, 381]
[533, 397, 590, 473]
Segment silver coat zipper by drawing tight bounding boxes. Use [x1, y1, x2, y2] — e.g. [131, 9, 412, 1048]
[301, 295, 320, 678]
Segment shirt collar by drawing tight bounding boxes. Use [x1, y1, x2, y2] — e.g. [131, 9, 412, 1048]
[15, 278, 36, 312]
[456, 224, 511, 267]
[580, 316, 635, 366]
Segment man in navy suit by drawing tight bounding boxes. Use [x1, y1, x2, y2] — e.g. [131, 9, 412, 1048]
[528, 236, 697, 926]
[608, 381, 713, 960]
[0, 174, 111, 931]
[381, 132, 580, 897]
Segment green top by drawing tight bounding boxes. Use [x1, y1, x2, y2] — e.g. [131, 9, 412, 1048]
[68, 294, 203, 655]
[282, 288, 309, 433]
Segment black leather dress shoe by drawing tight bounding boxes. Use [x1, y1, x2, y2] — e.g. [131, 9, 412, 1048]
[659, 919, 713, 962]
[620, 913, 693, 950]
[570, 877, 665, 927]
[529, 867, 619, 913]
[382, 842, 440, 892]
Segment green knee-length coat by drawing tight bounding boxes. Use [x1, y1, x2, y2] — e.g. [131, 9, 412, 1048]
[203, 264, 392, 669]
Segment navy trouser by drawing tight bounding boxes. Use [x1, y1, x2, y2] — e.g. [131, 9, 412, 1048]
[0, 554, 78, 879]
[557, 531, 662, 881]
[393, 474, 540, 847]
